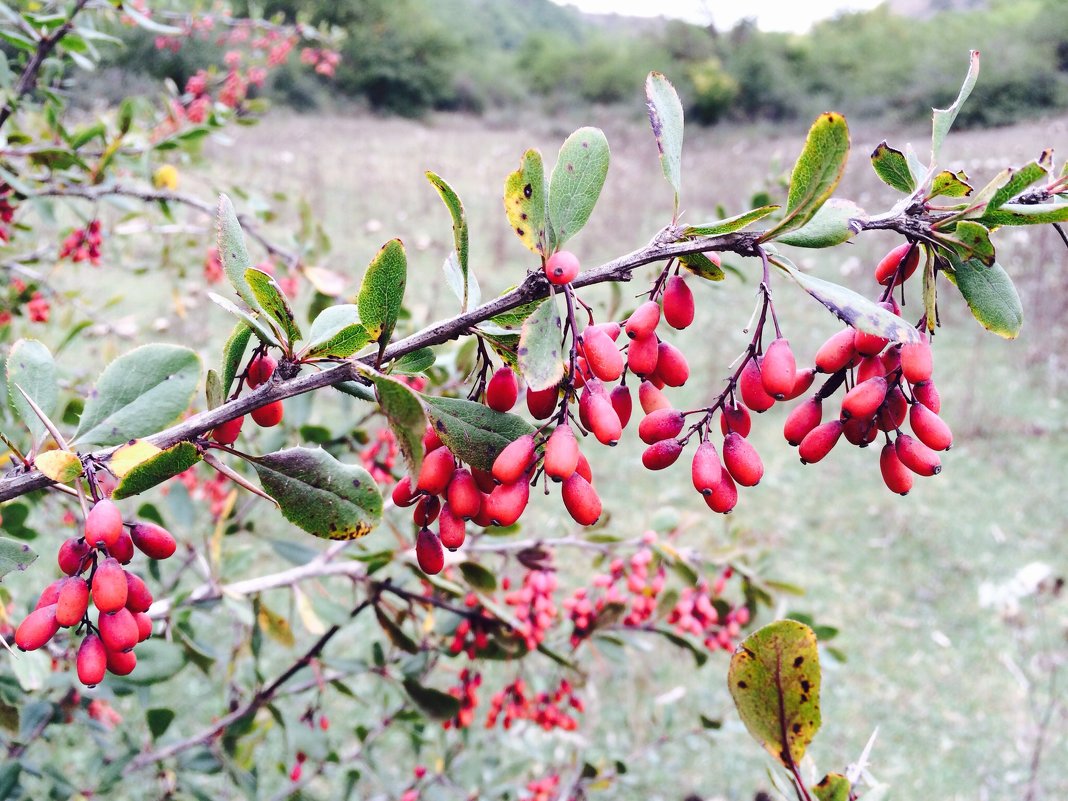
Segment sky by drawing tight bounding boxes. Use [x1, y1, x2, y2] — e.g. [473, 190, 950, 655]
[549, 0, 885, 33]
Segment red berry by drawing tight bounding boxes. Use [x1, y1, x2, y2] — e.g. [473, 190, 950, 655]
[739, 358, 775, 413]
[447, 469, 482, 520]
[627, 332, 659, 376]
[58, 537, 91, 576]
[98, 607, 139, 653]
[106, 646, 137, 676]
[417, 446, 456, 495]
[720, 403, 752, 437]
[247, 354, 277, 388]
[561, 473, 601, 526]
[581, 326, 623, 382]
[704, 470, 738, 514]
[35, 579, 64, 610]
[575, 451, 593, 482]
[15, 604, 60, 650]
[901, 336, 933, 384]
[251, 399, 284, 427]
[391, 475, 418, 507]
[783, 367, 816, 401]
[130, 522, 177, 560]
[413, 495, 441, 527]
[587, 390, 622, 447]
[610, 385, 633, 429]
[526, 385, 559, 419]
[841, 377, 888, 420]
[853, 326, 888, 357]
[438, 503, 467, 551]
[874, 242, 920, 286]
[211, 415, 244, 445]
[56, 577, 90, 627]
[909, 403, 953, 451]
[783, 397, 823, 446]
[92, 558, 129, 613]
[760, 338, 797, 399]
[879, 442, 913, 495]
[422, 427, 444, 453]
[912, 380, 941, 413]
[894, 434, 942, 477]
[642, 439, 683, 470]
[691, 441, 722, 496]
[485, 366, 519, 412]
[842, 415, 878, 447]
[484, 480, 530, 527]
[625, 301, 660, 340]
[798, 421, 844, 464]
[111, 529, 135, 564]
[77, 633, 108, 686]
[545, 251, 580, 285]
[471, 467, 496, 494]
[722, 432, 763, 487]
[876, 386, 909, 431]
[134, 612, 153, 642]
[638, 381, 671, 414]
[544, 425, 579, 481]
[492, 434, 536, 484]
[663, 275, 695, 330]
[654, 342, 689, 387]
[856, 355, 885, 385]
[814, 328, 858, 373]
[638, 408, 685, 444]
[85, 499, 123, 550]
[124, 572, 153, 614]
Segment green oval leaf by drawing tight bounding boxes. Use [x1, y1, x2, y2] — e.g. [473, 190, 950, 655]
[391, 347, 436, 376]
[422, 396, 535, 472]
[870, 141, 915, 194]
[357, 240, 407, 350]
[402, 677, 461, 721]
[937, 220, 995, 266]
[216, 195, 265, 317]
[220, 322, 253, 397]
[683, 205, 779, 237]
[776, 199, 864, 249]
[645, 71, 684, 213]
[245, 267, 301, 345]
[303, 304, 371, 359]
[74, 345, 202, 448]
[728, 619, 822, 768]
[459, 561, 497, 593]
[6, 339, 57, 444]
[208, 292, 281, 349]
[112, 442, 202, 500]
[503, 148, 550, 257]
[946, 257, 1023, 339]
[679, 252, 725, 281]
[977, 201, 1068, 227]
[932, 50, 979, 164]
[253, 447, 383, 540]
[548, 126, 610, 245]
[0, 537, 37, 581]
[426, 171, 470, 308]
[363, 370, 426, 483]
[930, 170, 972, 198]
[517, 292, 564, 392]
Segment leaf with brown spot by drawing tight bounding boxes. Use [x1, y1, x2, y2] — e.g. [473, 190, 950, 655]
[361, 368, 426, 483]
[728, 619, 822, 768]
[503, 149, 551, 256]
[517, 291, 564, 392]
[813, 773, 851, 801]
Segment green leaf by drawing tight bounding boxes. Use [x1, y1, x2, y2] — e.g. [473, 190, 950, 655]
[74, 345, 201, 448]
[938, 220, 995, 266]
[402, 678, 460, 721]
[357, 240, 407, 350]
[763, 112, 850, 240]
[459, 561, 497, 593]
[503, 149, 551, 256]
[946, 257, 1022, 339]
[977, 201, 1068, 227]
[683, 205, 779, 237]
[932, 50, 980, 164]
[488, 299, 544, 331]
[205, 370, 223, 411]
[679, 252, 725, 281]
[391, 347, 435, 375]
[364, 370, 426, 483]
[253, 447, 383, 540]
[112, 442, 202, 500]
[208, 292, 281, 349]
[6, 339, 57, 444]
[654, 626, 708, 667]
[773, 257, 920, 344]
[220, 323, 252, 397]
[987, 159, 1049, 211]
[305, 326, 371, 359]
[548, 126, 610, 245]
[216, 195, 265, 317]
[0, 537, 36, 581]
[426, 172, 470, 309]
[870, 141, 915, 194]
[776, 199, 863, 248]
[113, 639, 188, 685]
[374, 607, 419, 654]
[244, 268, 301, 346]
[645, 71, 684, 214]
[147, 708, 176, 740]
[728, 619, 822, 768]
[303, 304, 371, 359]
[813, 773, 851, 801]
[931, 170, 972, 198]
[422, 396, 535, 472]
[517, 292, 564, 392]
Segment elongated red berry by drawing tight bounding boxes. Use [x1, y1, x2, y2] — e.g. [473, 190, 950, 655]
[471, 468, 496, 494]
[722, 432, 763, 487]
[58, 537, 91, 575]
[423, 427, 443, 453]
[655, 342, 689, 387]
[85, 499, 123, 550]
[610, 385, 633, 428]
[414, 529, 444, 572]
[77, 633, 108, 686]
[663, 275, 695, 329]
[134, 612, 153, 642]
[638, 409, 685, 444]
[739, 358, 775, 413]
[15, 604, 60, 650]
[912, 380, 941, 413]
[124, 572, 153, 614]
[130, 522, 177, 560]
[251, 399, 284, 427]
[446, 469, 482, 520]
[784, 397, 823, 446]
[876, 386, 908, 431]
[842, 415, 878, 447]
[881, 347, 901, 376]
[211, 415, 244, 445]
[720, 403, 752, 437]
[879, 442, 913, 495]
[545, 251, 580, 285]
[582, 326, 623, 382]
[798, 420, 844, 464]
[561, 473, 601, 526]
[484, 479, 530, 527]
[901, 336, 933, 384]
[625, 301, 660, 339]
[417, 445, 456, 495]
[760, 338, 797, 399]
[111, 529, 134, 564]
[691, 441, 722, 496]
[642, 439, 683, 470]
[853, 326, 888, 358]
[814, 328, 858, 373]
[526, 384, 559, 420]
[36, 579, 64, 610]
[638, 381, 671, 414]
[392, 475, 418, 507]
[93, 558, 129, 613]
[413, 495, 441, 527]
[485, 366, 519, 412]
[56, 577, 90, 627]
[909, 403, 953, 451]
[438, 504, 466, 551]
[247, 354, 277, 388]
[99, 607, 138, 652]
[575, 451, 593, 482]
[627, 332, 659, 376]
[704, 470, 738, 514]
[544, 425, 579, 481]
[783, 368, 815, 401]
[492, 434, 536, 484]
[587, 392, 622, 447]
[856, 355, 885, 385]
[895, 433, 941, 476]
[106, 647, 137, 676]
[874, 242, 920, 286]
[841, 377, 888, 420]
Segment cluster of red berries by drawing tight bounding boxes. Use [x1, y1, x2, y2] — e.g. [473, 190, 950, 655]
[443, 667, 482, 730]
[523, 775, 566, 801]
[668, 570, 751, 651]
[360, 427, 400, 486]
[210, 353, 285, 445]
[0, 182, 17, 242]
[14, 499, 176, 685]
[447, 593, 495, 658]
[58, 220, 103, 265]
[485, 676, 583, 732]
[503, 569, 559, 650]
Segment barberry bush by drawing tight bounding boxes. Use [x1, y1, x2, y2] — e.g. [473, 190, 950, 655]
[0, 3, 1065, 800]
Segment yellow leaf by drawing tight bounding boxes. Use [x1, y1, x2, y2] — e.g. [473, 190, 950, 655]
[293, 586, 326, 635]
[153, 164, 179, 190]
[34, 450, 83, 483]
[257, 602, 295, 647]
[109, 440, 163, 478]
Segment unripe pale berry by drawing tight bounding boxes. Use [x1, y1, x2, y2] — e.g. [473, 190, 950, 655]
[722, 432, 763, 487]
[610, 385, 633, 428]
[642, 439, 683, 470]
[625, 301, 660, 340]
[879, 442, 913, 495]
[251, 399, 284, 427]
[111, 529, 135, 564]
[544, 250, 580, 285]
[654, 342, 689, 387]
[77, 633, 108, 686]
[413, 495, 441, 527]
[638, 409, 685, 444]
[56, 577, 90, 627]
[446, 469, 482, 520]
[484, 479, 530, 527]
[798, 420, 844, 464]
[720, 403, 752, 437]
[485, 366, 519, 412]
[15, 604, 60, 650]
[492, 434, 536, 484]
[85, 499, 123, 550]
[561, 473, 601, 526]
[841, 377, 888, 420]
[211, 415, 244, 445]
[526, 385, 559, 420]
[438, 503, 467, 551]
[901, 336, 933, 384]
[544, 425, 579, 481]
[58, 537, 91, 575]
[417, 445, 456, 495]
[909, 403, 953, 451]
[894, 433, 942, 476]
[912, 380, 942, 413]
[124, 572, 153, 614]
[662, 275, 695, 330]
[130, 522, 177, 560]
[99, 607, 139, 652]
[874, 242, 920, 286]
[627, 332, 659, 376]
[784, 397, 823, 446]
[93, 558, 129, 613]
[106, 646, 137, 676]
[581, 326, 623, 382]
[739, 358, 775, 413]
[704, 470, 738, 514]
[246, 354, 277, 388]
[691, 441, 722, 496]
[760, 338, 797, 399]
[416, 528, 445, 574]
[392, 475, 418, 507]
[638, 380, 671, 414]
[814, 328, 858, 373]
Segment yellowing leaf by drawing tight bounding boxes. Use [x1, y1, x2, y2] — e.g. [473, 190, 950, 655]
[109, 439, 163, 478]
[34, 450, 82, 484]
[257, 602, 295, 647]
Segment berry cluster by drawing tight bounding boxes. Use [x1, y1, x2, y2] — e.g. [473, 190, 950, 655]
[58, 219, 102, 265]
[447, 593, 494, 658]
[485, 677, 582, 731]
[0, 182, 17, 242]
[14, 499, 176, 685]
[210, 353, 286, 445]
[443, 667, 482, 730]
